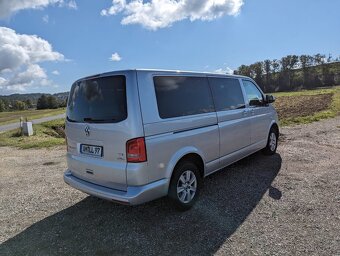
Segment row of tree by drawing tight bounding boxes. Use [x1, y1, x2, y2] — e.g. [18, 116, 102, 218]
[36, 94, 67, 110]
[0, 99, 33, 112]
[234, 54, 340, 92]
[0, 95, 67, 112]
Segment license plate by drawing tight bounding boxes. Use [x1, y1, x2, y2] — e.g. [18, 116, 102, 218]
[80, 144, 103, 157]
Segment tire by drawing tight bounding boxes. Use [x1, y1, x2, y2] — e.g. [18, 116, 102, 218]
[262, 126, 278, 155]
[168, 161, 202, 211]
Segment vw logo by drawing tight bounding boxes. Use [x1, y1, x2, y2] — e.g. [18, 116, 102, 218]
[84, 125, 90, 137]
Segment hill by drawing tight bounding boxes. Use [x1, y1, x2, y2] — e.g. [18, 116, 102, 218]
[0, 92, 69, 106]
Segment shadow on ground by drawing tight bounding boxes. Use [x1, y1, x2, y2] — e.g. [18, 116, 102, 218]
[1, 153, 282, 256]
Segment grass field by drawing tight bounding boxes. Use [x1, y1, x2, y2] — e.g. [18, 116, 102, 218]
[0, 119, 65, 149]
[273, 86, 340, 126]
[0, 108, 66, 126]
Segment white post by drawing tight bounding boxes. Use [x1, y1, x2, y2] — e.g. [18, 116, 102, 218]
[22, 122, 33, 136]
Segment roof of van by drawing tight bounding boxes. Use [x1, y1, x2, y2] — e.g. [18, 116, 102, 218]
[80, 69, 250, 81]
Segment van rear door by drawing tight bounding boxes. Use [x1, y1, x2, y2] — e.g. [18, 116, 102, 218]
[65, 73, 143, 191]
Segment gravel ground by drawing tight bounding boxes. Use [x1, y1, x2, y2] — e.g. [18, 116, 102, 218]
[0, 117, 339, 255]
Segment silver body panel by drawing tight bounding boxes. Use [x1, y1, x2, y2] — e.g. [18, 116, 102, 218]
[64, 69, 279, 205]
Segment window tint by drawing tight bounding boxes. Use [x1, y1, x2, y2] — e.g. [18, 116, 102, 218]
[67, 75, 127, 123]
[209, 77, 245, 111]
[242, 80, 264, 105]
[154, 76, 215, 119]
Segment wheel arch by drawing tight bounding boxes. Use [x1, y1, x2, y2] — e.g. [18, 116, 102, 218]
[270, 122, 279, 138]
[165, 147, 206, 183]
[268, 120, 279, 137]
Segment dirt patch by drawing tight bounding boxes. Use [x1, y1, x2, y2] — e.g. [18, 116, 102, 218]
[274, 93, 333, 119]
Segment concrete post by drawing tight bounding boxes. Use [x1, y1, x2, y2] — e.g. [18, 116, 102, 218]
[22, 122, 33, 136]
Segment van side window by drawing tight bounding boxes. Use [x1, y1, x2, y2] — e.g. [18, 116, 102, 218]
[154, 76, 215, 119]
[209, 77, 245, 111]
[242, 80, 264, 106]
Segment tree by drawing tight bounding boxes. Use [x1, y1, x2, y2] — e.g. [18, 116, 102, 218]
[59, 96, 68, 108]
[24, 99, 33, 109]
[0, 99, 5, 112]
[263, 59, 272, 92]
[250, 62, 264, 89]
[37, 95, 48, 109]
[235, 65, 252, 77]
[286, 55, 299, 89]
[47, 95, 59, 109]
[300, 55, 309, 88]
[14, 100, 27, 110]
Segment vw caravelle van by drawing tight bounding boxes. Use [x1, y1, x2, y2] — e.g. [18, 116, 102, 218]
[64, 69, 279, 210]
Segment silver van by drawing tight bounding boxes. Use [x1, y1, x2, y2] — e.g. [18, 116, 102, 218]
[64, 69, 279, 210]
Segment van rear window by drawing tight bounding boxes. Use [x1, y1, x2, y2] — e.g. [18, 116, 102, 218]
[154, 76, 215, 119]
[67, 75, 127, 123]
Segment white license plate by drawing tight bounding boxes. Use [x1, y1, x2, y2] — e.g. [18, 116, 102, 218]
[80, 144, 103, 157]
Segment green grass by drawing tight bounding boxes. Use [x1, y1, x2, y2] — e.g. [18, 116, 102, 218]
[0, 108, 66, 126]
[0, 119, 65, 149]
[273, 86, 340, 126]
[272, 87, 339, 97]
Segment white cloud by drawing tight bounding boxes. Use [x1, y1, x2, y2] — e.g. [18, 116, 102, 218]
[42, 14, 49, 23]
[0, 0, 78, 19]
[101, 0, 244, 30]
[66, 0, 77, 10]
[109, 52, 122, 62]
[214, 67, 234, 74]
[0, 27, 64, 93]
[52, 70, 60, 75]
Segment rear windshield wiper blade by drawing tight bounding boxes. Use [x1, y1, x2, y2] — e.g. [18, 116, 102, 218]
[83, 117, 117, 123]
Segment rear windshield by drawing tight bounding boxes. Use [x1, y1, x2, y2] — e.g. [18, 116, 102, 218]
[67, 75, 127, 123]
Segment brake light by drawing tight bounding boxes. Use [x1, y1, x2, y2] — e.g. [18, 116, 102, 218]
[126, 137, 147, 163]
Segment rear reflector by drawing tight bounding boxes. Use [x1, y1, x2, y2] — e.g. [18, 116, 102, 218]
[126, 137, 147, 163]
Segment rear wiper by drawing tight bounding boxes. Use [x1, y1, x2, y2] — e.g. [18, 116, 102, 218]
[83, 117, 117, 123]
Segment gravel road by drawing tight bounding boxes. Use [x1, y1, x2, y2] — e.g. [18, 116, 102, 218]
[0, 113, 65, 133]
[0, 117, 339, 255]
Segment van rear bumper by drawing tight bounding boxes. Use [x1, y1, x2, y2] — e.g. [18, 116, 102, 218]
[64, 170, 169, 205]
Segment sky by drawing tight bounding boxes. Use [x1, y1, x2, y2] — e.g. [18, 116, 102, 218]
[0, 0, 339, 95]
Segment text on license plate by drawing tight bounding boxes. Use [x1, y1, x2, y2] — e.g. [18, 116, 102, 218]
[80, 144, 103, 157]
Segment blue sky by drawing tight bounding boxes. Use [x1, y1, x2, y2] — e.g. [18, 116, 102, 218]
[0, 0, 339, 95]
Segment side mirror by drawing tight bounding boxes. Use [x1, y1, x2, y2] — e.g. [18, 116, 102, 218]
[265, 95, 275, 104]
[249, 98, 263, 106]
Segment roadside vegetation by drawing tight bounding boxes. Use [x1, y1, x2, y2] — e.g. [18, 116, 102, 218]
[0, 119, 65, 149]
[0, 108, 65, 126]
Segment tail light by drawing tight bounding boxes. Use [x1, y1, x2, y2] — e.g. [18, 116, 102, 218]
[126, 137, 147, 163]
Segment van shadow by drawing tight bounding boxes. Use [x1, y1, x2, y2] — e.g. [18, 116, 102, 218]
[1, 153, 282, 256]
